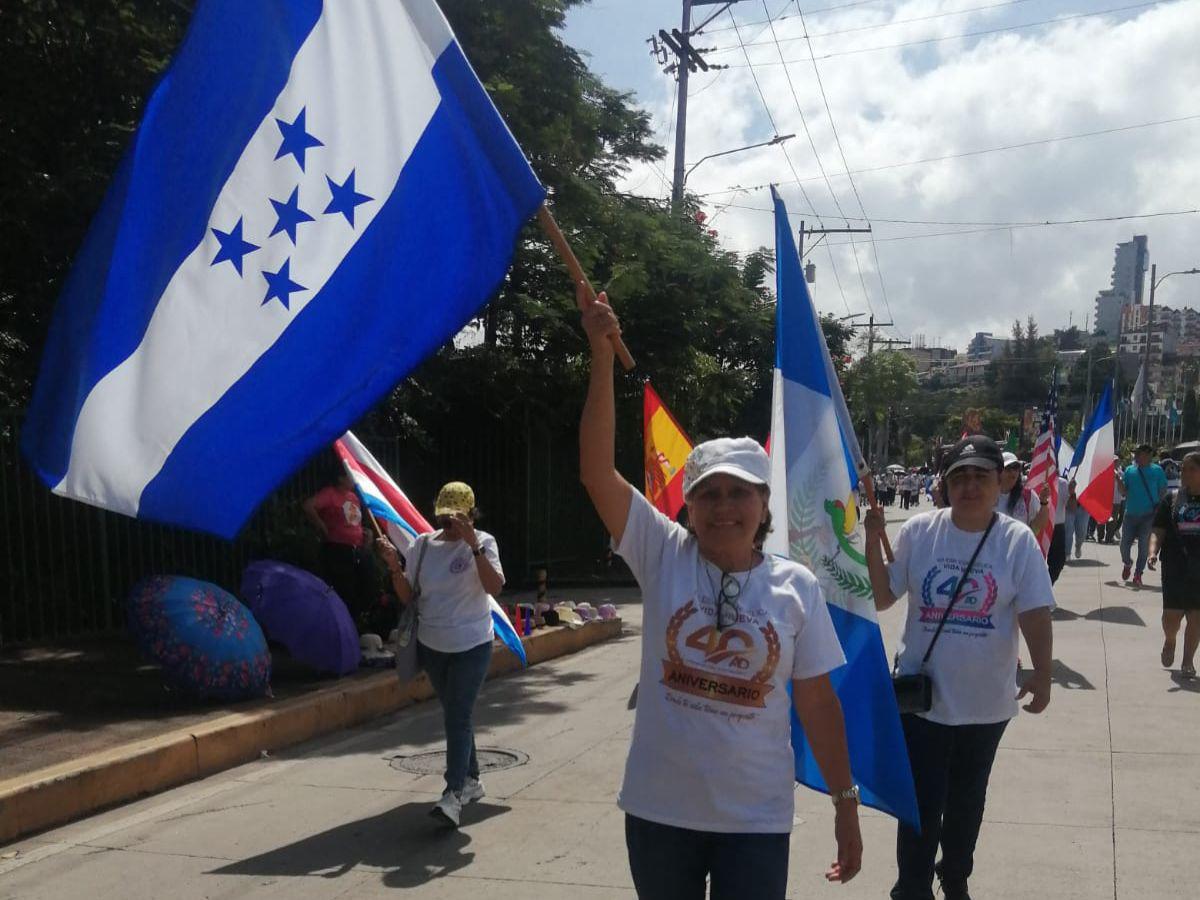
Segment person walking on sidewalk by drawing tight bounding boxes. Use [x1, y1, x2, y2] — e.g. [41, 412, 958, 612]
[1148, 451, 1200, 678]
[1066, 479, 1093, 560]
[1099, 472, 1125, 544]
[1121, 444, 1168, 587]
[996, 452, 1050, 535]
[376, 481, 505, 828]
[864, 435, 1055, 900]
[578, 292, 862, 898]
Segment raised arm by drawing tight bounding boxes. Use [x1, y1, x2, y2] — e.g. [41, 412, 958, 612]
[579, 287, 634, 544]
[864, 507, 898, 611]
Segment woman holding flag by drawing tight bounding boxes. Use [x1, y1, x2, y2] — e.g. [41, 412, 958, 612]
[864, 435, 1054, 900]
[376, 481, 505, 829]
[578, 291, 861, 898]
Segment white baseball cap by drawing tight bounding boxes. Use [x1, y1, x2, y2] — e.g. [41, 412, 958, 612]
[682, 437, 770, 497]
[1001, 451, 1021, 469]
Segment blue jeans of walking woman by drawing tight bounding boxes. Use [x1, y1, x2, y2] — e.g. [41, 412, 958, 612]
[418, 639, 493, 793]
[1068, 506, 1091, 557]
[1120, 511, 1155, 577]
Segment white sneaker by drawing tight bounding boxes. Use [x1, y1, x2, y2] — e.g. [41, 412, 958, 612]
[430, 789, 462, 827]
[461, 777, 486, 804]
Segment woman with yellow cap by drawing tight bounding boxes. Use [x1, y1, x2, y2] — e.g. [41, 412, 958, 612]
[376, 481, 505, 828]
[578, 292, 861, 898]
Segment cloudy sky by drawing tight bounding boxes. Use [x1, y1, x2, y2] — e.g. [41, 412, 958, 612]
[562, 0, 1200, 351]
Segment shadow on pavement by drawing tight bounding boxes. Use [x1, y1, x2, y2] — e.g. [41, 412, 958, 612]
[1051, 606, 1146, 627]
[1064, 559, 1106, 568]
[1020, 659, 1096, 691]
[209, 800, 510, 887]
[1168, 672, 1200, 694]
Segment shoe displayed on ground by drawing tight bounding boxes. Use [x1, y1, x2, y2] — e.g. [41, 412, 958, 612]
[461, 777, 486, 804]
[1162, 640, 1176, 668]
[1182, 662, 1197, 679]
[1148, 558, 1157, 571]
[1121, 563, 1132, 581]
[430, 789, 462, 828]
[1132, 574, 1143, 588]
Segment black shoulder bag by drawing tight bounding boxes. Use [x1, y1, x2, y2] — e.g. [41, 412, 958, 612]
[893, 514, 998, 714]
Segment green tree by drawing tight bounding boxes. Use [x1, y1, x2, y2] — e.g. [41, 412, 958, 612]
[846, 351, 918, 465]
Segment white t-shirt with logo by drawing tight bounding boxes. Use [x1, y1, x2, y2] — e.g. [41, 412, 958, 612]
[615, 491, 846, 834]
[406, 531, 502, 654]
[1054, 476, 1070, 525]
[887, 509, 1055, 726]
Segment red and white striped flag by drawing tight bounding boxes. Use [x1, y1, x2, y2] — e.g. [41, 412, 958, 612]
[1025, 379, 1059, 557]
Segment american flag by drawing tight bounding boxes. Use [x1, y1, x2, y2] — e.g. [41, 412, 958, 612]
[1026, 375, 1059, 557]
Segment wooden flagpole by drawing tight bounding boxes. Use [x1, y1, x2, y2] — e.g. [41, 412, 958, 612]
[860, 472, 895, 563]
[537, 204, 636, 371]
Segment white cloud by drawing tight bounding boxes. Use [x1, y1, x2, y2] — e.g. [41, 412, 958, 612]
[610, 0, 1200, 350]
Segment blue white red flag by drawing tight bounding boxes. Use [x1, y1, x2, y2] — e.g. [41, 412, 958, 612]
[764, 188, 918, 828]
[21, 0, 545, 537]
[1067, 380, 1115, 522]
[334, 431, 431, 553]
[335, 431, 526, 666]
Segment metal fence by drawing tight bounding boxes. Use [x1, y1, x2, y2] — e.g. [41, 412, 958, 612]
[1, 408, 617, 646]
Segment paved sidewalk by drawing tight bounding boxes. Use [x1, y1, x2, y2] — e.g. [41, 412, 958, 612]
[1, 517, 1197, 899]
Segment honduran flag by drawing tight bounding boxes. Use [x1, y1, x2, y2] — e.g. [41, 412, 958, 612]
[21, 0, 545, 537]
[336, 430, 527, 666]
[1068, 380, 1116, 523]
[763, 188, 918, 827]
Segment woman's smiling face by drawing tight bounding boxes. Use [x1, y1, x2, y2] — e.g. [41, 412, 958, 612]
[685, 473, 767, 558]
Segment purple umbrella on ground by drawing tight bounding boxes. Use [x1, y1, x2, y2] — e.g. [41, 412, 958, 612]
[126, 576, 271, 701]
[240, 561, 361, 676]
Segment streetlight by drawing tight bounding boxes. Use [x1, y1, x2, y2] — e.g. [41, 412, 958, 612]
[1138, 265, 1200, 440]
[1083, 352, 1116, 429]
[683, 133, 795, 185]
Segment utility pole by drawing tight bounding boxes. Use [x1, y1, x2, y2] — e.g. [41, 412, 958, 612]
[669, 0, 692, 211]
[798, 220, 874, 265]
[845, 314, 909, 467]
[1139, 263, 1157, 442]
[653, 3, 747, 210]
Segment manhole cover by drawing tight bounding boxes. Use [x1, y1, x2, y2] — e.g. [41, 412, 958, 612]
[389, 747, 529, 775]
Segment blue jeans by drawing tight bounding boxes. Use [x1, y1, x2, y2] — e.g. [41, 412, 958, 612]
[1068, 506, 1092, 556]
[625, 814, 789, 900]
[418, 639, 492, 793]
[891, 715, 1008, 900]
[1120, 511, 1155, 576]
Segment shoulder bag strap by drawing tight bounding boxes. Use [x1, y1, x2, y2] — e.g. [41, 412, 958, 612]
[921, 513, 998, 669]
[1137, 467, 1156, 508]
[411, 535, 430, 600]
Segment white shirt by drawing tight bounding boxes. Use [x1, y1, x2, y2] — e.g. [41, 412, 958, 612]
[995, 487, 1040, 527]
[887, 509, 1055, 726]
[406, 530, 502, 653]
[615, 491, 846, 833]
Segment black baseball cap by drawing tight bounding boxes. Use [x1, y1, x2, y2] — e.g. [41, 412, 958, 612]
[941, 434, 1004, 476]
[1135, 443, 1154, 455]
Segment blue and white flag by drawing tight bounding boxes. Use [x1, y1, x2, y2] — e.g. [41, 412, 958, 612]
[22, 0, 545, 537]
[764, 188, 919, 827]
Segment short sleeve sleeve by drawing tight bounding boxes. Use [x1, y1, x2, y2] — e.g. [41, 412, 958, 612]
[614, 489, 685, 586]
[403, 534, 425, 590]
[790, 580, 847, 680]
[1013, 527, 1056, 613]
[1026, 490, 1042, 521]
[886, 518, 915, 599]
[479, 533, 504, 582]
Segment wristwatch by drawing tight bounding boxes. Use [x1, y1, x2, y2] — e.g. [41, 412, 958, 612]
[830, 785, 861, 806]
[471, 546, 484, 557]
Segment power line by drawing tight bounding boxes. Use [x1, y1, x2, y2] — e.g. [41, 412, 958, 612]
[700, 0, 893, 34]
[713, 204, 1200, 229]
[793, 5, 896, 327]
[755, 0, 871, 316]
[695, 112, 1200, 199]
[719, 1, 1166, 64]
[728, 7, 857, 314]
[707, 0, 1040, 52]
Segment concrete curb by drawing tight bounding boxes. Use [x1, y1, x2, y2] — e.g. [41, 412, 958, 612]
[0, 618, 623, 844]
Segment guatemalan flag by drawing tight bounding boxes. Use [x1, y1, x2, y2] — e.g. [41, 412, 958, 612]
[334, 430, 527, 666]
[21, 0, 545, 537]
[764, 188, 919, 827]
[1067, 380, 1116, 523]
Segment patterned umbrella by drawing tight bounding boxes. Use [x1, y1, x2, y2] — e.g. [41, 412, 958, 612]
[126, 576, 271, 700]
[240, 560, 361, 676]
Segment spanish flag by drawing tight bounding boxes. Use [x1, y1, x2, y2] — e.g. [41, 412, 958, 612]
[644, 382, 693, 519]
